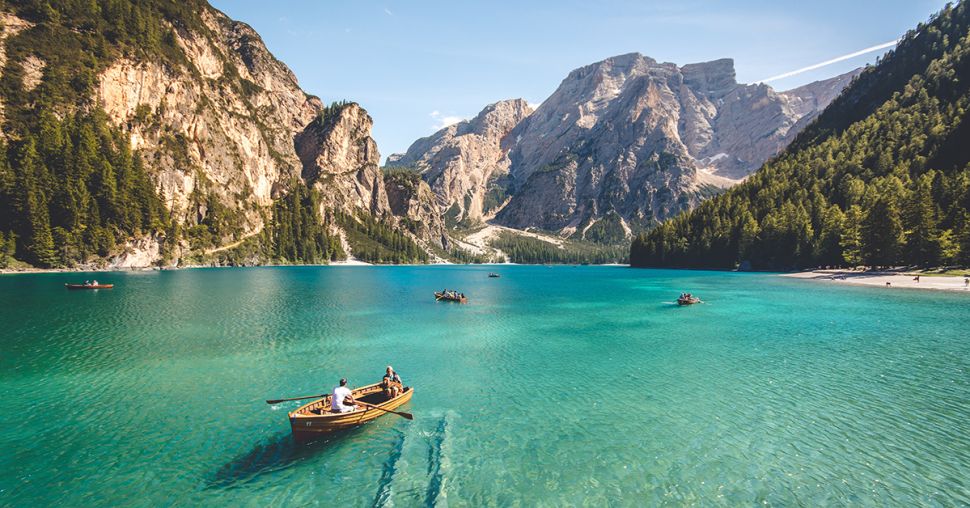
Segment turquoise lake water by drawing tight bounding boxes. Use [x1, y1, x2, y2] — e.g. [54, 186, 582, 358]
[0, 266, 968, 506]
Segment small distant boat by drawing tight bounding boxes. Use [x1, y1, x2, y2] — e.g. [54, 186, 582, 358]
[488, 273, 500, 278]
[288, 382, 414, 439]
[435, 291, 467, 303]
[65, 283, 114, 290]
[677, 295, 701, 305]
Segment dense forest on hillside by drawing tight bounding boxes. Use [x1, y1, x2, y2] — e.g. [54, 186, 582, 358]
[631, 2, 970, 270]
[335, 211, 429, 264]
[0, 1, 430, 268]
[0, 0, 209, 267]
[491, 233, 627, 264]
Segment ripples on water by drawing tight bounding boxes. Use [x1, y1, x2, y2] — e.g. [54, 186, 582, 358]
[0, 266, 968, 505]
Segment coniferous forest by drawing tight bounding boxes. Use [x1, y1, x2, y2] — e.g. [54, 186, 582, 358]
[0, 0, 430, 268]
[0, 1, 206, 267]
[631, 3, 970, 270]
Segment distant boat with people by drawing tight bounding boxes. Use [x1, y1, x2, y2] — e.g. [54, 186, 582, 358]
[435, 290, 467, 303]
[677, 293, 701, 305]
[488, 273, 500, 278]
[65, 282, 113, 290]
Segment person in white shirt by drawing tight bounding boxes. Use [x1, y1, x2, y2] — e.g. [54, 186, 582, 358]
[331, 378, 358, 413]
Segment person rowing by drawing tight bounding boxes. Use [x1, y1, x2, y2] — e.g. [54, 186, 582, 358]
[330, 378, 359, 413]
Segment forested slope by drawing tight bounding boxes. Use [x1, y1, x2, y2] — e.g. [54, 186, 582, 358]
[631, 2, 970, 270]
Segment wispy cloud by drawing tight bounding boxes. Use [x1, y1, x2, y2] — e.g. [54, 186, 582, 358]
[758, 40, 898, 83]
[528, 101, 541, 111]
[384, 7, 393, 16]
[430, 110, 464, 130]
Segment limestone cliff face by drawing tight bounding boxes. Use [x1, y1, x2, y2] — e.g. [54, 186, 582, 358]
[384, 171, 450, 250]
[96, 8, 321, 242]
[87, 5, 444, 263]
[496, 54, 858, 236]
[0, 13, 33, 138]
[393, 53, 856, 239]
[386, 99, 532, 224]
[295, 103, 390, 216]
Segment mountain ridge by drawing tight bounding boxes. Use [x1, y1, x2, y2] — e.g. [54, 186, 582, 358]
[391, 53, 860, 243]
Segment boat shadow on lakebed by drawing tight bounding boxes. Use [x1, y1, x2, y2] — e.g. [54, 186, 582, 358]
[205, 427, 368, 489]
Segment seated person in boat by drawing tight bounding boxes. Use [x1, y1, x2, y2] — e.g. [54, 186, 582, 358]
[331, 378, 359, 413]
[381, 366, 403, 399]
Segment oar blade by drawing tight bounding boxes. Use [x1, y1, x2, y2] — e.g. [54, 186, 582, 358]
[400, 412, 414, 420]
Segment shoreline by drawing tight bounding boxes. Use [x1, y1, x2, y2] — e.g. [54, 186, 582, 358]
[782, 269, 970, 293]
[1, 261, 630, 275]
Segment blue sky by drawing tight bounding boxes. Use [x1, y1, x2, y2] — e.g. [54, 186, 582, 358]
[210, 0, 949, 158]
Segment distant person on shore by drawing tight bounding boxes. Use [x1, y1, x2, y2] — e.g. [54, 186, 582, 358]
[381, 366, 402, 399]
[331, 378, 358, 413]
[914, 275, 920, 283]
[965, 277, 969, 288]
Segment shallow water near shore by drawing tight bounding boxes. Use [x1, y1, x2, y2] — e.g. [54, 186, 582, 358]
[1, 266, 968, 505]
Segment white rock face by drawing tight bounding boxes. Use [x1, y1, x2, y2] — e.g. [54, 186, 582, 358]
[0, 13, 33, 134]
[89, 7, 455, 265]
[387, 99, 533, 224]
[497, 54, 858, 235]
[295, 103, 391, 217]
[110, 236, 163, 269]
[393, 53, 857, 239]
[96, 9, 322, 239]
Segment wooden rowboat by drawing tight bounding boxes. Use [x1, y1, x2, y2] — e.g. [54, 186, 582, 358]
[677, 296, 701, 305]
[434, 291, 467, 303]
[288, 382, 413, 439]
[65, 283, 114, 289]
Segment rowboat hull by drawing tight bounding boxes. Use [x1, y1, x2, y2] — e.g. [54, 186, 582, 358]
[677, 298, 700, 305]
[65, 284, 114, 289]
[288, 382, 413, 439]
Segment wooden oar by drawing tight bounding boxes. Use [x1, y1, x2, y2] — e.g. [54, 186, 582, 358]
[358, 401, 413, 420]
[266, 393, 327, 404]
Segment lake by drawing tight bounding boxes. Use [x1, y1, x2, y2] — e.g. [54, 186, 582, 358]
[1, 266, 968, 506]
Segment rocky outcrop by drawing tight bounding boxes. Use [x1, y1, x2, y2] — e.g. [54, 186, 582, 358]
[393, 53, 856, 240]
[96, 8, 321, 242]
[384, 170, 450, 249]
[87, 5, 446, 264]
[0, 12, 33, 136]
[386, 99, 532, 224]
[295, 102, 391, 217]
[498, 54, 856, 236]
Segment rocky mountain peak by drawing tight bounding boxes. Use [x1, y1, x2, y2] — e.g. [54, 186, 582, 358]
[681, 58, 737, 98]
[386, 98, 533, 225]
[456, 98, 532, 140]
[395, 52, 861, 241]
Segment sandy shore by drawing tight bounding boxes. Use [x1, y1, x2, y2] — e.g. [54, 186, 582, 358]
[782, 270, 970, 292]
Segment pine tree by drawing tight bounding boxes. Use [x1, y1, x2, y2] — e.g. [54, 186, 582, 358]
[16, 139, 58, 267]
[840, 205, 865, 266]
[862, 197, 904, 266]
[904, 173, 942, 265]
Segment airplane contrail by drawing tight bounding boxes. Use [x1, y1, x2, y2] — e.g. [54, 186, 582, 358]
[758, 39, 899, 83]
